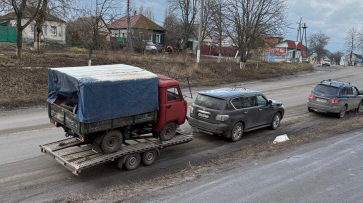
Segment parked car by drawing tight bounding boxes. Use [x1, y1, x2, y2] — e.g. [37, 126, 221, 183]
[307, 79, 363, 118]
[145, 41, 157, 53]
[322, 59, 331, 66]
[188, 88, 285, 142]
[302, 58, 310, 63]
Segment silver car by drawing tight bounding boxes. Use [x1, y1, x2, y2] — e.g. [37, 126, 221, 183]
[307, 80, 363, 118]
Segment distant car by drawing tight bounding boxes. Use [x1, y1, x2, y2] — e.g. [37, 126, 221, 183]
[188, 88, 285, 142]
[307, 80, 363, 118]
[322, 59, 331, 66]
[302, 58, 310, 63]
[145, 41, 157, 53]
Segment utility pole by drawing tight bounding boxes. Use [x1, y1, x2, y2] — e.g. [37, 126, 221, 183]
[302, 23, 308, 60]
[197, 0, 204, 63]
[296, 17, 302, 42]
[127, 0, 132, 50]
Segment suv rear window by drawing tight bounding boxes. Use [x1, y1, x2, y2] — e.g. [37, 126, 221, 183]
[194, 94, 226, 110]
[314, 84, 339, 95]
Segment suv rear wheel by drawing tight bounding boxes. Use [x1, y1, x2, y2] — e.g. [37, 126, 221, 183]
[230, 122, 243, 142]
[337, 106, 347, 118]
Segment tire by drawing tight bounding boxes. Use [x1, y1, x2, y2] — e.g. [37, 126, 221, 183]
[230, 122, 243, 142]
[270, 112, 281, 130]
[100, 130, 123, 154]
[337, 106, 347, 118]
[356, 101, 362, 113]
[142, 150, 158, 166]
[159, 122, 176, 141]
[308, 107, 314, 112]
[124, 153, 141, 171]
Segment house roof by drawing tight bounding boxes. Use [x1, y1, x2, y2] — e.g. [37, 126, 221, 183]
[107, 14, 164, 31]
[285, 40, 306, 50]
[0, 7, 66, 23]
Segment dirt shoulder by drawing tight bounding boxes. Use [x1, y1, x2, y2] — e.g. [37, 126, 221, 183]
[62, 110, 363, 203]
[0, 46, 313, 109]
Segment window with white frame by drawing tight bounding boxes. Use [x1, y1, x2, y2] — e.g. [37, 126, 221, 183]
[42, 25, 47, 35]
[51, 26, 57, 36]
[155, 34, 161, 43]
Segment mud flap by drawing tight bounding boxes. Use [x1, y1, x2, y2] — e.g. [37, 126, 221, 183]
[92, 134, 105, 153]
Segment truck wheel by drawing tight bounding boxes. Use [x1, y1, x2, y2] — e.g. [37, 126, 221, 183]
[160, 122, 176, 141]
[124, 153, 141, 170]
[100, 130, 123, 154]
[142, 150, 158, 166]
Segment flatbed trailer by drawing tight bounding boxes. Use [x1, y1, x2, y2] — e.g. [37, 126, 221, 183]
[40, 132, 192, 175]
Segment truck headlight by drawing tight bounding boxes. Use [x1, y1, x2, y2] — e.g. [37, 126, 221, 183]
[216, 114, 229, 121]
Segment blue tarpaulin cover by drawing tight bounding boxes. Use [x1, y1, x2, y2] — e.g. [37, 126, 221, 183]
[48, 64, 159, 123]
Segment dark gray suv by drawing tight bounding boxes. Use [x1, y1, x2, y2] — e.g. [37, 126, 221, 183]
[307, 80, 363, 118]
[188, 88, 285, 142]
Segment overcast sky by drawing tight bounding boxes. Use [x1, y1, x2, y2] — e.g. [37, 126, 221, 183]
[84, 0, 363, 53]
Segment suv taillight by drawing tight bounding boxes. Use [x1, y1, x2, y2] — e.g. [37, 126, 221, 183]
[328, 99, 339, 103]
[216, 114, 229, 121]
[308, 94, 316, 99]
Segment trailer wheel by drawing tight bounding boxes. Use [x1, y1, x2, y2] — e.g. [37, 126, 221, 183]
[160, 122, 176, 141]
[124, 153, 141, 170]
[100, 130, 123, 154]
[142, 150, 158, 166]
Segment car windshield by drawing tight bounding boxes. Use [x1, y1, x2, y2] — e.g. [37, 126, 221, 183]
[194, 94, 226, 110]
[324, 60, 330, 62]
[313, 84, 339, 95]
[146, 41, 154, 46]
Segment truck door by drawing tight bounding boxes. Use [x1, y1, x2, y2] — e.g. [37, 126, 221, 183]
[164, 86, 186, 124]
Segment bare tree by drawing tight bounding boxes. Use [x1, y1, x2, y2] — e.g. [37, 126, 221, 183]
[67, 0, 113, 66]
[9, 0, 42, 58]
[138, 5, 154, 20]
[309, 31, 330, 63]
[344, 28, 361, 66]
[33, 0, 72, 51]
[225, 0, 288, 69]
[163, 7, 182, 47]
[168, 0, 199, 50]
[209, 0, 226, 62]
[331, 51, 344, 65]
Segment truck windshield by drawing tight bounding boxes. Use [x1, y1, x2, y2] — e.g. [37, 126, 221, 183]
[194, 94, 226, 110]
[314, 84, 339, 95]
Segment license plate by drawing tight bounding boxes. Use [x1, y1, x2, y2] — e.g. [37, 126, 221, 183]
[198, 113, 209, 119]
[316, 98, 327, 103]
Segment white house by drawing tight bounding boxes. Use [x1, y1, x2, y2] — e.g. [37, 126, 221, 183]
[0, 9, 66, 44]
[340, 53, 363, 66]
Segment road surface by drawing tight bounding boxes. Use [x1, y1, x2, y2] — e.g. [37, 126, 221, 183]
[147, 130, 363, 203]
[0, 65, 362, 202]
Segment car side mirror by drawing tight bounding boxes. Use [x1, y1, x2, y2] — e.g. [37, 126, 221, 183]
[267, 100, 272, 105]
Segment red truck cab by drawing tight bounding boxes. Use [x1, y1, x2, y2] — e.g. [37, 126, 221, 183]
[153, 75, 188, 140]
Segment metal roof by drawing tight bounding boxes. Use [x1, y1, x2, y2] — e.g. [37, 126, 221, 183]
[107, 14, 164, 31]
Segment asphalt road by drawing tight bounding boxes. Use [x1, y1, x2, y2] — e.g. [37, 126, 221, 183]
[0, 65, 362, 202]
[148, 130, 363, 203]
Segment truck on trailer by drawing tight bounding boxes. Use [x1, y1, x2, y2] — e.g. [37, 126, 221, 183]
[41, 64, 193, 174]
